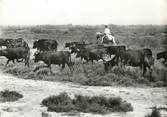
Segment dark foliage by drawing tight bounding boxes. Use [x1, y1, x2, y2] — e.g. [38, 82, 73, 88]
[41, 92, 133, 114]
[0, 90, 23, 102]
[145, 107, 161, 117]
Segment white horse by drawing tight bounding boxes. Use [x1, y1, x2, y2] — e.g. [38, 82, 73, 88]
[96, 32, 116, 45]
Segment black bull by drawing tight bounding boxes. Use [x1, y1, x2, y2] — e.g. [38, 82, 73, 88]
[105, 45, 126, 56]
[33, 39, 58, 51]
[65, 42, 91, 54]
[0, 47, 30, 67]
[69, 44, 125, 64]
[104, 48, 155, 76]
[34, 51, 73, 73]
[76, 48, 106, 63]
[157, 50, 167, 63]
[0, 38, 29, 49]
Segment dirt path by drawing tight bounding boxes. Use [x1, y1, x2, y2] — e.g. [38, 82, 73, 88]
[0, 72, 167, 117]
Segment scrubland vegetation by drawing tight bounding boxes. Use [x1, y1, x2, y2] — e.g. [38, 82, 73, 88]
[0, 24, 167, 87]
[41, 92, 133, 114]
[0, 90, 23, 102]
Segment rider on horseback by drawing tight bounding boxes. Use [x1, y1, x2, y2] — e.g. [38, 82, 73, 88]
[102, 25, 116, 45]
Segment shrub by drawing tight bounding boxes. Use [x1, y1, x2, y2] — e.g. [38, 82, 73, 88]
[42, 92, 75, 112]
[145, 107, 161, 117]
[0, 90, 23, 102]
[41, 92, 133, 114]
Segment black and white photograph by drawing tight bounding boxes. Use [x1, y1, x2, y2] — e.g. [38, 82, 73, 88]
[0, 0, 167, 117]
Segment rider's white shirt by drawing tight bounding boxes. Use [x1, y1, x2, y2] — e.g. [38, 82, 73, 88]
[104, 28, 111, 35]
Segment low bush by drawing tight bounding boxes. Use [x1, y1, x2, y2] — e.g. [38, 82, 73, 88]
[41, 92, 133, 114]
[145, 107, 161, 117]
[0, 90, 23, 102]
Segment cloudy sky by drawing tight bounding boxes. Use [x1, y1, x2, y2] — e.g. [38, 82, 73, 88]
[0, 0, 167, 25]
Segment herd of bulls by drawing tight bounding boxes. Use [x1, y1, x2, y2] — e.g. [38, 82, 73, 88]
[0, 38, 167, 77]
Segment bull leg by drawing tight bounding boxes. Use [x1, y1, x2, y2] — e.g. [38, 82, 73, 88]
[120, 59, 126, 68]
[146, 65, 153, 81]
[139, 64, 143, 70]
[115, 56, 119, 66]
[142, 65, 147, 76]
[47, 64, 53, 74]
[58, 63, 65, 71]
[60, 63, 65, 72]
[81, 57, 84, 63]
[86, 59, 89, 63]
[24, 57, 29, 67]
[91, 59, 94, 64]
[83, 57, 89, 64]
[12, 59, 15, 64]
[110, 54, 112, 58]
[67, 62, 74, 74]
[5, 59, 11, 66]
[25, 58, 30, 67]
[139, 64, 144, 76]
[149, 67, 153, 81]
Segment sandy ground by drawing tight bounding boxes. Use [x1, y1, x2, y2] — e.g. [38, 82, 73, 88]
[0, 72, 167, 117]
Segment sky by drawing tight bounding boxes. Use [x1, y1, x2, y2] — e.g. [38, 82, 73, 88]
[0, 0, 167, 25]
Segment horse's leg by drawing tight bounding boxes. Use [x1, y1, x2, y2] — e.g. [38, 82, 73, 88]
[112, 37, 116, 45]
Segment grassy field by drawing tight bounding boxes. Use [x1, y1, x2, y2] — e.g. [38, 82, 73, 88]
[0, 24, 167, 87]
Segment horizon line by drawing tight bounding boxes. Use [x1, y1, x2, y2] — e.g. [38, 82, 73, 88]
[0, 23, 167, 27]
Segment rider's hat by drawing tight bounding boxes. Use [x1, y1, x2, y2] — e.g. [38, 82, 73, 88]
[105, 25, 108, 28]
